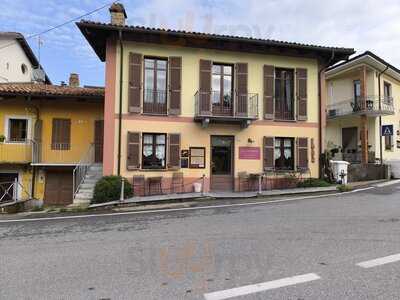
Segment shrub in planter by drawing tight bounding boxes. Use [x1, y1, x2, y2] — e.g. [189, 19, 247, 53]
[297, 178, 332, 188]
[0, 134, 5, 143]
[92, 176, 133, 204]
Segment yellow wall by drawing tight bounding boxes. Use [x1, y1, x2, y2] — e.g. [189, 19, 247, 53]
[0, 98, 103, 164]
[111, 41, 322, 184]
[0, 97, 103, 201]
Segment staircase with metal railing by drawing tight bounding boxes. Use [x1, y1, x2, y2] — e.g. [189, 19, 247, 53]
[72, 144, 102, 205]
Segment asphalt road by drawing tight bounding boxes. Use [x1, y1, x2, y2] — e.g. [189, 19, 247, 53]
[1, 184, 400, 299]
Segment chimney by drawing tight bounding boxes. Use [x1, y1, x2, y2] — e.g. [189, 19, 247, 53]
[69, 73, 80, 87]
[109, 3, 127, 26]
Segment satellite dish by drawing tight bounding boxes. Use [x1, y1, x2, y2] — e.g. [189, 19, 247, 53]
[32, 68, 46, 83]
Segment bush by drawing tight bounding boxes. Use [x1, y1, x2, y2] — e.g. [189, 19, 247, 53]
[337, 184, 353, 193]
[92, 176, 133, 204]
[297, 178, 332, 188]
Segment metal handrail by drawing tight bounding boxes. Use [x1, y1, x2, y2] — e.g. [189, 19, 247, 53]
[72, 143, 95, 200]
[0, 179, 32, 204]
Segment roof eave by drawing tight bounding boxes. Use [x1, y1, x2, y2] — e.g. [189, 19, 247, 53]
[76, 21, 355, 63]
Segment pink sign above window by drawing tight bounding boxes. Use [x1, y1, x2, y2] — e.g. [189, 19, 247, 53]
[239, 147, 261, 160]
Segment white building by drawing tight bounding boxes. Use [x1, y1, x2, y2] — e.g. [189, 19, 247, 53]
[0, 32, 50, 83]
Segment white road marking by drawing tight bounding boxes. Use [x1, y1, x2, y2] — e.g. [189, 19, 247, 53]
[203, 273, 321, 300]
[0, 187, 373, 224]
[374, 179, 400, 188]
[357, 253, 400, 268]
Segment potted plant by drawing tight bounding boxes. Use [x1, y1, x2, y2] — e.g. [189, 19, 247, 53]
[0, 134, 5, 143]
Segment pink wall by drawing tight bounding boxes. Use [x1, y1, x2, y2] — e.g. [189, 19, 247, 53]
[103, 38, 117, 175]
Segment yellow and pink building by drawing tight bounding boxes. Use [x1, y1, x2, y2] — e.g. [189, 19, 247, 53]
[78, 3, 354, 194]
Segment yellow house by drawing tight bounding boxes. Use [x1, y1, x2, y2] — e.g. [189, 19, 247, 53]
[0, 79, 104, 205]
[325, 51, 399, 166]
[77, 3, 354, 194]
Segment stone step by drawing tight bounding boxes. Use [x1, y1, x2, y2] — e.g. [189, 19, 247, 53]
[75, 192, 93, 200]
[79, 186, 95, 192]
[80, 183, 96, 189]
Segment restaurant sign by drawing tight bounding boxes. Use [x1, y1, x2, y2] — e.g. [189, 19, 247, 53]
[239, 147, 261, 160]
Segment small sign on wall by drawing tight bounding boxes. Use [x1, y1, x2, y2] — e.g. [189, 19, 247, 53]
[239, 147, 261, 160]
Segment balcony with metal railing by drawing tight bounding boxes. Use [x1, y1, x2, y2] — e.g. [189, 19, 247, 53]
[194, 91, 259, 127]
[143, 89, 168, 115]
[0, 140, 32, 164]
[32, 142, 94, 165]
[327, 96, 395, 119]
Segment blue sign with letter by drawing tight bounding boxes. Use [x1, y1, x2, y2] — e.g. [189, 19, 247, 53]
[382, 125, 394, 136]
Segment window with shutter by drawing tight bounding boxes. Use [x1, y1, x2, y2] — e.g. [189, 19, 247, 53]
[168, 133, 181, 169]
[127, 132, 141, 170]
[128, 53, 142, 113]
[297, 137, 309, 170]
[263, 65, 275, 119]
[199, 59, 212, 115]
[51, 119, 70, 151]
[296, 68, 308, 121]
[263, 136, 275, 171]
[236, 63, 248, 116]
[169, 56, 182, 115]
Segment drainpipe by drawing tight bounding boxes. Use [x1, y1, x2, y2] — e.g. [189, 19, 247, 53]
[28, 96, 40, 199]
[318, 50, 335, 178]
[117, 29, 124, 176]
[378, 65, 389, 165]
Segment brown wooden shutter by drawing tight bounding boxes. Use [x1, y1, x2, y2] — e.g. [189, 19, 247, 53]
[127, 132, 140, 170]
[34, 119, 43, 163]
[168, 133, 181, 169]
[199, 59, 212, 115]
[264, 65, 275, 119]
[297, 137, 309, 170]
[52, 119, 70, 150]
[236, 63, 248, 116]
[128, 53, 142, 113]
[169, 56, 182, 115]
[296, 68, 308, 121]
[263, 136, 275, 171]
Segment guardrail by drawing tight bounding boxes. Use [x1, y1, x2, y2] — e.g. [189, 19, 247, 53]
[0, 140, 32, 163]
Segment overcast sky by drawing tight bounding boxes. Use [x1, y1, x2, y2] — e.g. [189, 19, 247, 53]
[1, 0, 400, 86]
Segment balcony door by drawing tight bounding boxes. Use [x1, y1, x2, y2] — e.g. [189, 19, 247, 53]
[143, 58, 167, 115]
[275, 68, 294, 120]
[212, 64, 233, 116]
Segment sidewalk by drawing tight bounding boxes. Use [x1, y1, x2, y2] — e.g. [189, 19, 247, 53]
[89, 180, 385, 209]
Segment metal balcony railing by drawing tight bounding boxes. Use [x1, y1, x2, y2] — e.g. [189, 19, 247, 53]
[195, 91, 259, 119]
[32, 142, 94, 165]
[143, 89, 167, 115]
[0, 140, 32, 163]
[327, 96, 395, 119]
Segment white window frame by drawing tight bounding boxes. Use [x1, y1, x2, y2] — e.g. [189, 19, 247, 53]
[4, 115, 32, 144]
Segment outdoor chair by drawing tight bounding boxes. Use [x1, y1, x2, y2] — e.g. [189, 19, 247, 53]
[171, 172, 184, 194]
[147, 176, 163, 196]
[238, 171, 249, 192]
[132, 175, 145, 197]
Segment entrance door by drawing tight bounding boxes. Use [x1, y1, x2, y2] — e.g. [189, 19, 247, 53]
[0, 173, 18, 202]
[342, 127, 358, 161]
[211, 136, 234, 191]
[44, 170, 73, 206]
[94, 120, 104, 163]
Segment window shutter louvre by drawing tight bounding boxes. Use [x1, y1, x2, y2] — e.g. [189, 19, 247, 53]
[199, 59, 212, 115]
[169, 56, 182, 115]
[297, 137, 309, 170]
[263, 65, 275, 119]
[52, 119, 70, 150]
[235, 63, 248, 116]
[263, 136, 275, 171]
[127, 132, 141, 170]
[296, 68, 308, 121]
[128, 53, 142, 113]
[168, 133, 181, 169]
